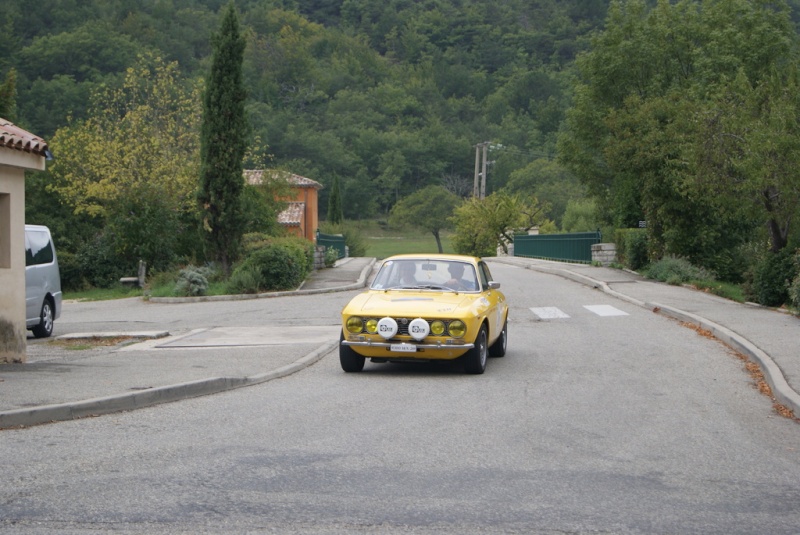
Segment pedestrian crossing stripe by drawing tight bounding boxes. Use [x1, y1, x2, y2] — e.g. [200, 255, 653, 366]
[584, 305, 629, 317]
[530, 305, 628, 319]
[529, 307, 570, 319]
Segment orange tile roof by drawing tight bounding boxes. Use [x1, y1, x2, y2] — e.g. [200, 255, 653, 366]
[0, 118, 49, 157]
[244, 169, 322, 189]
[278, 202, 304, 226]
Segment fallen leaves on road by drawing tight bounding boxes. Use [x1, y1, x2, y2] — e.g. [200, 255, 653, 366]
[679, 321, 798, 422]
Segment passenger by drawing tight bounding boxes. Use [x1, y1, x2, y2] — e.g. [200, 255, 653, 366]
[398, 262, 418, 287]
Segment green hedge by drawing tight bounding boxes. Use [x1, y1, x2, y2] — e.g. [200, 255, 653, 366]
[614, 228, 648, 270]
[228, 236, 315, 293]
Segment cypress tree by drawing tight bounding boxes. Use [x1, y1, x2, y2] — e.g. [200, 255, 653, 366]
[198, 2, 247, 274]
[328, 174, 344, 225]
[0, 69, 17, 121]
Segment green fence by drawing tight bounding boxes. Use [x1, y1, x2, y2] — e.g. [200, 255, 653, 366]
[513, 231, 601, 263]
[316, 230, 347, 259]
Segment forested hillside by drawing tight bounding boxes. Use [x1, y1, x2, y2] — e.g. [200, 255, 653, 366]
[4, 0, 800, 306]
[3, 0, 610, 221]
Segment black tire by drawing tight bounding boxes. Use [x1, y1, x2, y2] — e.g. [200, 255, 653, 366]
[32, 298, 54, 339]
[489, 318, 507, 358]
[463, 324, 488, 374]
[339, 333, 365, 372]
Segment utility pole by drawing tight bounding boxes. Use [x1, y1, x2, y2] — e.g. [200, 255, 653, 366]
[473, 141, 491, 199]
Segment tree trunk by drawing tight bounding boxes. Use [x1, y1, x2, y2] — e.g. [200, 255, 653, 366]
[433, 230, 443, 254]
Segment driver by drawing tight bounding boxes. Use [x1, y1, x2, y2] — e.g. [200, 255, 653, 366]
[445, 263, 476, 291]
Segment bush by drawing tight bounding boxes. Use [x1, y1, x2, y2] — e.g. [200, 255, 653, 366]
[174, 265, 210, 297]
[319, 222, 368, 257]
[752, 249, 797, 307]
[646, 256, 715, 285]
[787, 273, 800, 311]
[227, 239, 312, 293]
[57, 250, 88, 292]
[614, 228, 648, 270]
[324, 247, 338, 267]
[225, 264, 263, 294]
[240, 234, 314, 273]
[76, 233, 128, 288]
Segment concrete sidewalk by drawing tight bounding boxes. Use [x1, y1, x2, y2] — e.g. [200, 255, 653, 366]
[2, 255, 798, 429]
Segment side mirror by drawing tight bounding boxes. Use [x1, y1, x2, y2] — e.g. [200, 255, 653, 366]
[488, 281, 501, 290]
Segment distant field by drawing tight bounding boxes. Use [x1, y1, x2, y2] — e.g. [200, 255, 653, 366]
[351, 220, 455, 259]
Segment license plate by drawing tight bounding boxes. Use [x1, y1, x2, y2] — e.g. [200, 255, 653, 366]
[390, 343, 417, 353]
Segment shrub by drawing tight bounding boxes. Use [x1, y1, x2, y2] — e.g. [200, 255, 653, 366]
[614, 228, 648, 271]
[174, 265, 210, 297]
[227, 240, 311, 293]
[324, 247, 339, 267]
[341, 226, 367, 257]
[752, 249, 797, 307]
[787, 274, 800, 311]
[225, 264, 263, 294]
[76, 233, 128, 288]
[646, 256, 715, 285]
[57, 250, 88, 292]
[241, 234, 314, 273]
[319, 222, 367, 257]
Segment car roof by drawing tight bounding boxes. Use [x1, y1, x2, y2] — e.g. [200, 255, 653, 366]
[382, 254, 481, 264]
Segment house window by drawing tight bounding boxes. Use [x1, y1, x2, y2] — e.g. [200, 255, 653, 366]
[0, 193, 9, 268]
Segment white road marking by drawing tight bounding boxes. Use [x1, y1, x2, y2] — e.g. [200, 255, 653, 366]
[530, 307, 570, 319]
[584, 305, 629, 317]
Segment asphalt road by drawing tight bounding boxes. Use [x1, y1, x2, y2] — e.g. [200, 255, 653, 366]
[3, 262, 799, 534]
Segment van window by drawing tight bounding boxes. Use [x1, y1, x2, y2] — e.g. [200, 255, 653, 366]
[26, 230, 54, 266]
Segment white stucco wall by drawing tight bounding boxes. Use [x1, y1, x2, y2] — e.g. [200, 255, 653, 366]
[0, 146, 41, 363]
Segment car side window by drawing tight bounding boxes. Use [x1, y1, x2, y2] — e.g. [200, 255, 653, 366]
[478, 262, 492, 289]
[26, 231, 54, 267]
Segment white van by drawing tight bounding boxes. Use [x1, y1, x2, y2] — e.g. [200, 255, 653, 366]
[25, 225, 62, 338]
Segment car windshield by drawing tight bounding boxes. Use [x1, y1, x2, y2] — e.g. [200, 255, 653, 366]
[370, 259, 479, 292]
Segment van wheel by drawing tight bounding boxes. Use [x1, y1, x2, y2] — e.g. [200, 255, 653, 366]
[32, 299, 54, 338]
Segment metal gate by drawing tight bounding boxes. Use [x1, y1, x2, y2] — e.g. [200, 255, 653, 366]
[513, 231, 601, 263]
[316, 230, 346, 259]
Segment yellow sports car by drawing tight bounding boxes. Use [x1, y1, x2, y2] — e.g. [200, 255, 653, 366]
[339, 254, 508, 374]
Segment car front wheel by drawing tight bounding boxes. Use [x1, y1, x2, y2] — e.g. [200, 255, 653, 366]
[489, 318, 507, 358]
[339, 333, 365, 372]
[463, 324, 487, 374]
[32, 299, 54, 338]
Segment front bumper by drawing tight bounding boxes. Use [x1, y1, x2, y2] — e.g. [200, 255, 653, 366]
[342, 340, 474, 350]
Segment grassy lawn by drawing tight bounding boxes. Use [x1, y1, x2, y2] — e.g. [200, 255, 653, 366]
[64, 286, 143, 302]
[351, 220, 455, 259]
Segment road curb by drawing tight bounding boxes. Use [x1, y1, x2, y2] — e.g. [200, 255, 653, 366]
[148, 259, 376, 304]
[491, 257, 800, 417]
[646, 303, 800, 416]
[0, 340, 338, 429]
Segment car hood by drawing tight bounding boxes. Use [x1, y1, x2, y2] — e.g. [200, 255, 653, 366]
[345, 290, 478, 317]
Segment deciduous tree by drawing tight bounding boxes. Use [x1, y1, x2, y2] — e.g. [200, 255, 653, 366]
[48, 53, 202, 272]
[451, 191, 551, 257]
[389, 185, 460, 253]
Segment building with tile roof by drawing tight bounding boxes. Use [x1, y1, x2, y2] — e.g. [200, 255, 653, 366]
[0, 118, 49, 363]
[244, 170, 322, 243]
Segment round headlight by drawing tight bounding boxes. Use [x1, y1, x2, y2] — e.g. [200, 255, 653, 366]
[448, 320, 466, 338]
[430, 320, 446, 336]
[376, 317, 399, 339]
[408, 318, 430, 341]
[346, 317, 363, 334]
[365, 318, 378, 333]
